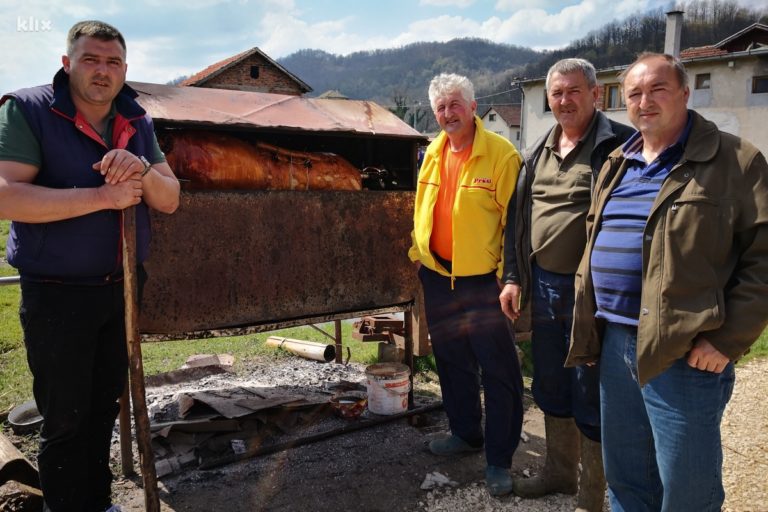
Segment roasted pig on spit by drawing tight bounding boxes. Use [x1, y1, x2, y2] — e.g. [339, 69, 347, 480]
[162, 131, 362, 191]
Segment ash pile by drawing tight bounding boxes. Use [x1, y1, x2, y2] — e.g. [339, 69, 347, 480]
[143, 355, 438, 478]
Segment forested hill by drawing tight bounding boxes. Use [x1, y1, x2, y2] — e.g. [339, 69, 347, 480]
[521, 0, 768, 79]
[279, 38, 539, 106]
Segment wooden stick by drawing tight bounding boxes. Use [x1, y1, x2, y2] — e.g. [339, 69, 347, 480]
[0, 431, 39, 488]
[122, 207, 160, 511]
[118, 383, 135, 477]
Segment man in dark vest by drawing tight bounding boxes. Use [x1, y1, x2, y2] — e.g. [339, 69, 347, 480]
[0, 20, 179, 511]
[500, 58, 632, 511]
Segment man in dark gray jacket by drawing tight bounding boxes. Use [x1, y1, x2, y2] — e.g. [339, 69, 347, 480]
[500, 58, 632, 511]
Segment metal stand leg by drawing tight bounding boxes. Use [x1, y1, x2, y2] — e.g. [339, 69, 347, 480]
[404, 305, 415, 409]
[334, 319, 343, 364]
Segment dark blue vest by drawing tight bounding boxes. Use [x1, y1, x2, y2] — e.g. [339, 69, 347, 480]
[3, 69, 153, 283]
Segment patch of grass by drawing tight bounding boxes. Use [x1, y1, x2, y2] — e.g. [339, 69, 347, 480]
[740, 328, 768, 365]
[0, 219, 9, 256]
[413, 354, 436, 374]
[0, 268, 21, 354]
[0, 348, 32, 413]
[518, 340, 534, 378]
[141, 321, 380, 376]
[0, 261, 30, 411]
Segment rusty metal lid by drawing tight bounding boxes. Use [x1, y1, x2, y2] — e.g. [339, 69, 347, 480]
[130, 81, 426, 140]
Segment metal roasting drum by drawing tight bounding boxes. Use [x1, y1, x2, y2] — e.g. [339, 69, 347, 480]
[131, 82, 430, 355]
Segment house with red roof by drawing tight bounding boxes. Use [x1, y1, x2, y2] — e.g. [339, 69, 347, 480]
[480, 104, 522, 146]
[181, 47, 312, 96]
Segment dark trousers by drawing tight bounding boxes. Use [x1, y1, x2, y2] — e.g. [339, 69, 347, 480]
[20, 278, 134, 512]
[419, 266, 524, 468]
[530, 263, 601, 441]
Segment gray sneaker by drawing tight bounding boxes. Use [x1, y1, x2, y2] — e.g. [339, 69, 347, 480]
[485, 465, 513, 496]
[429, 434, 483, 456]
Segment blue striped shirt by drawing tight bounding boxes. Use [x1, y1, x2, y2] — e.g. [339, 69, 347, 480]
[591, 113, 693, 326]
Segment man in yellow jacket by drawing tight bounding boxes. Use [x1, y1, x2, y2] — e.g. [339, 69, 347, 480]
[409, 73, 523, 496]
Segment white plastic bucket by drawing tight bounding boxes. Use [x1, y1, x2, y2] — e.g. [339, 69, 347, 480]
[365, 362, 411, 415]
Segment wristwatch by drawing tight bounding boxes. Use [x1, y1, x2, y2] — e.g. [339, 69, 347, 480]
[139, 155, 153, 177]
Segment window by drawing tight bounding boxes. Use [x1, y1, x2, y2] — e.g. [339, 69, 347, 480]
[604, 84, 625, 110]
[753, 76, 768, 94]
[543, 93, 551, 112]
[250, 66, 260, 79]
[695, 73, 711, 90]
[489, 113, 496, 121]
[516, 131, 520, 141]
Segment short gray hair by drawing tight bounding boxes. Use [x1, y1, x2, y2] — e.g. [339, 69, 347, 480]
[428, 73, 475, 112]
[619, 52, 689, 88]
[545, 58, 597, 91]
[67, 20, 126, 57]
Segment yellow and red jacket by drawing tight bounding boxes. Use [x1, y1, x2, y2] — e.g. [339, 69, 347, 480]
[409, 116, 521, 279]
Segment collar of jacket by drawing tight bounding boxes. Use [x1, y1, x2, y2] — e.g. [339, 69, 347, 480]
[606, 109, 720, 165]
[49, 67, 146, 121]
[681, 110, 720, 163]
[593, 110, 622, 149]
[426, 115, 490, 161]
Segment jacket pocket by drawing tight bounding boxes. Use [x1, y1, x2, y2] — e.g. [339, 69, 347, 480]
[666, 195, 734, 267]
[462, 186, 497, 212]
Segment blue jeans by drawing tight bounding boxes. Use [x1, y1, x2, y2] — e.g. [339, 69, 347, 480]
[419, 266, 524, 468]
[531, 263, 600, 441]
[600, 322, 735, 512]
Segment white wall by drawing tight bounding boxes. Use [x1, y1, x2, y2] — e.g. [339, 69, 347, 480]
[685, 57, 768, 155]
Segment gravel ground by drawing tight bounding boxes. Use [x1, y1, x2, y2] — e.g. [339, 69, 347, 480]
[721, 359, 768, 512]
[4, 357, 766, 511]
[423, 357, 768, 512]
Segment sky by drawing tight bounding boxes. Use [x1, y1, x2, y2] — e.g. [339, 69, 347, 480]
[1, 0, 765, 93]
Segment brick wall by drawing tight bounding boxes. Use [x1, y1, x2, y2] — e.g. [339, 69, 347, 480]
[202, 54, 305, 96]
[596, 86, 606, 111]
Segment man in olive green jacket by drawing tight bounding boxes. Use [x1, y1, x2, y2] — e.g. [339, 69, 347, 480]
[567, 53, 768, 512]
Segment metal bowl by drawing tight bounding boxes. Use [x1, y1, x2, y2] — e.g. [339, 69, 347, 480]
[329, 392, 367, 419]
[8, 399, 43, 435]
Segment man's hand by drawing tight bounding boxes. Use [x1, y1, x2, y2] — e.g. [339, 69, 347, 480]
[499, 283, 521, 321]
[97, 176, 143, 210]
[687, 337, 730, 373]
[92, 149, 146, 184]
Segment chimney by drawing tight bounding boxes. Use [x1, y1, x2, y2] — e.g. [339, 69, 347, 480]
[665, 10, 684, 57]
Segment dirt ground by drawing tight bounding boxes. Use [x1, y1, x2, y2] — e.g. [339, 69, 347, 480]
[5, 357, 767, 511]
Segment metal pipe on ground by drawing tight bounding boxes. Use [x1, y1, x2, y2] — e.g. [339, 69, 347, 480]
[265, 336, 336, 362]
[198, 401, 443, 470]
[0, 276, 20, 286]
